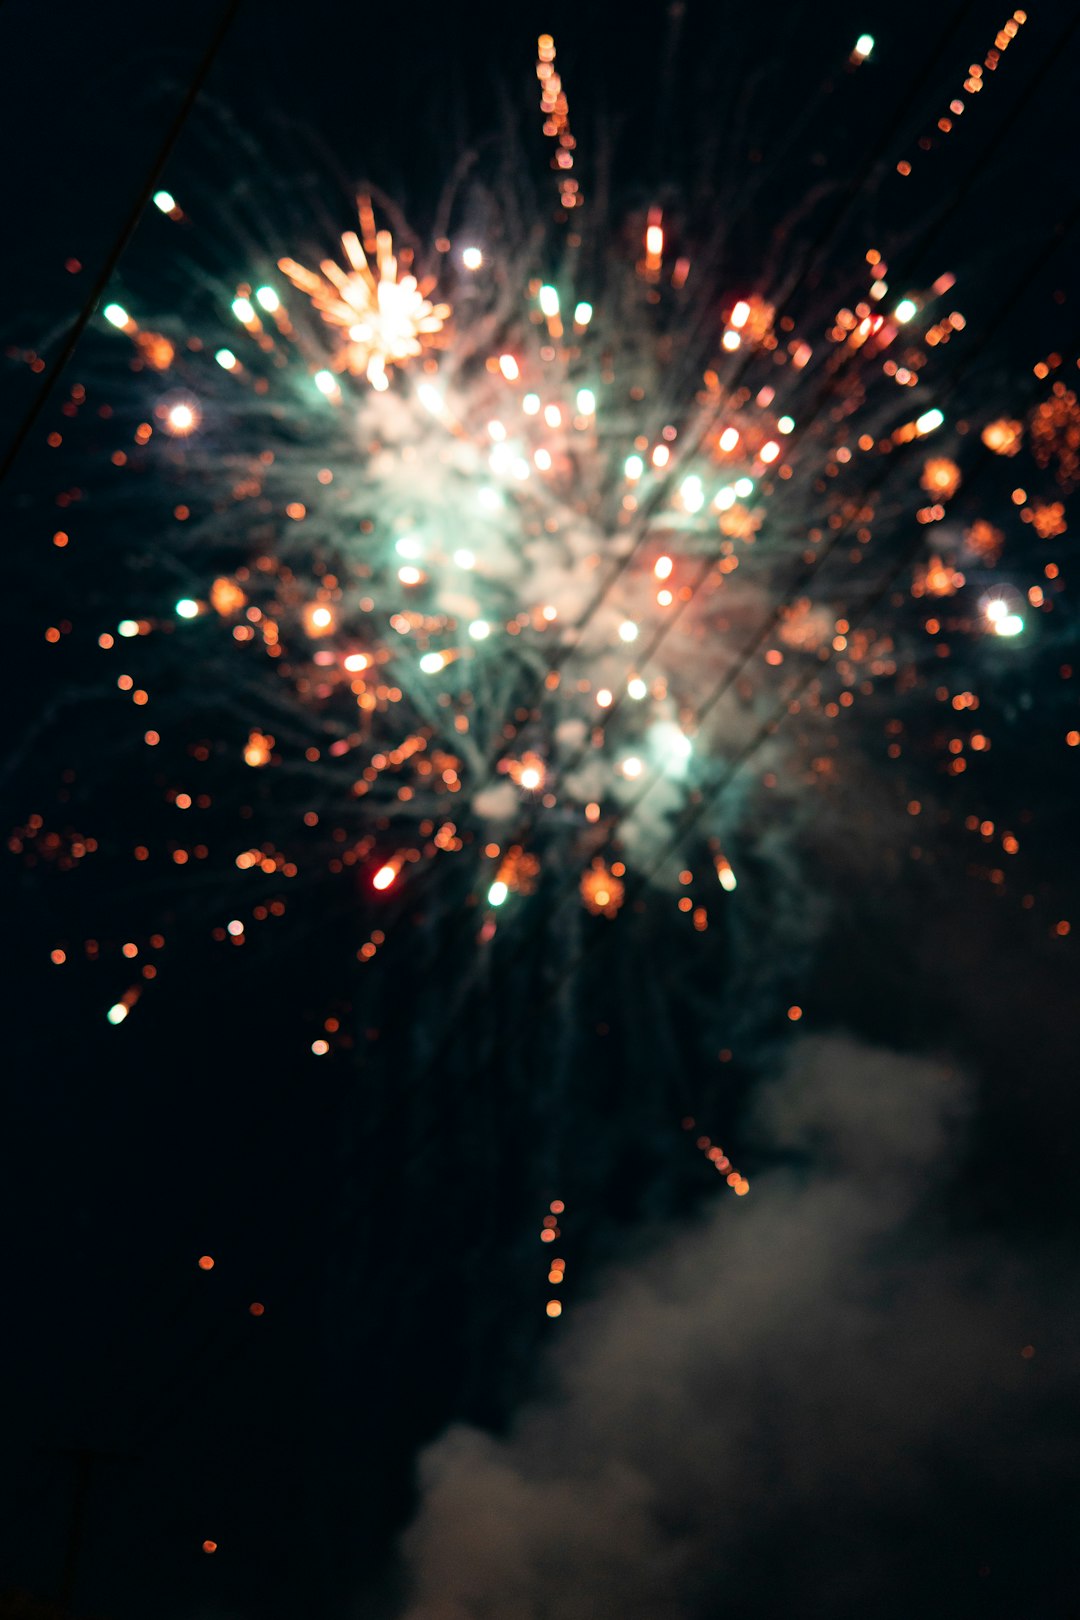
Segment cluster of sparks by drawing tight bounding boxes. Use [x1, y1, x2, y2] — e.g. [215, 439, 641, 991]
[536, 34, 581, 213]
[278, 204, 450, 391]
[896, 8, 1027, 177]
[13, 24, 1079, 1333]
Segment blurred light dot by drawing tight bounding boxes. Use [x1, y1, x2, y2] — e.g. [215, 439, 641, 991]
[152, 190, 176, 213]
[734, 477, 754, 498]
[167, 403, 197, 434]
[118, 619, 139, 638]
[343, 653, 369, 672]
[546, 1300, 563, 1318]
[624, 454, 644, 480]
[103, 303, 130, 329]
[778, 415, 795, 433]
[498, 354, 519, 381]
[309, 606, 332, 629]
[539, 285, 560, 317]
[576, 387, 596, 416]
[523, 393, 541, 416]
[254, 286, 280, 313]
[231, 296, 255, 323]
[106, 1003, 129, 1025]
[895, 299, 918, 324]
[622, 756, 643, 778]
[680, 475, 705, 512]
[398, 565, 422, 585]
[469, 619, 491, 640]
[420, 652, 445, 673]
[175, 598, 199, 619]
[619, 620, 639, 643]
[574, 301, 593, 325]
[627, 677, 648, 700]
[314, 370, 338, 397]
[854, 33, 874, 56]
[718, 427, 740, 452]
[311, 1039, 329, 1055]
[461, 246, 483, 269]
[454, 549, 476, 569]
[995, 614, 1024, 637]
[916, 408, 944, 435]
[596, 688, 613, 708]
[202, 1541, 217, 1554]
[395, 535, 423, 559]
[226, 919, 244, 937]
[372, 864, 396, 891]
[488, 880, 509, 906]
[215, 348, 237, 370]
[198, 1255, 215, 1270]
[787, 1005, 803, 1021]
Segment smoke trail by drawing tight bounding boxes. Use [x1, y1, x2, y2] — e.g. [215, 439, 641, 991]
[397, 1034, 1077, 1619]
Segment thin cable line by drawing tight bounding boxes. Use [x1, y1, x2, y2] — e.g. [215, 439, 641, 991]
[0, 0, 243, 490]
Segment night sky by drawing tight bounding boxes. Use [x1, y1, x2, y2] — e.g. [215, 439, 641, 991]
[4, 3, 1080, 1618]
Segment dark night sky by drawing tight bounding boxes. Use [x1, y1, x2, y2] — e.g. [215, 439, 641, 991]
[3, 3, 1080, 1618]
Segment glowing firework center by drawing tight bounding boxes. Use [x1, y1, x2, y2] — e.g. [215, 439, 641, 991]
[279, 208, 450, 390]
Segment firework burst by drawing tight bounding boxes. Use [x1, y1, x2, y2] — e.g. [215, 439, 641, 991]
[13, 25, 1074, 1273]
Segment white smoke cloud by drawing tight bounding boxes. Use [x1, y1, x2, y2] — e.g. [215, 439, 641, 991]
[396, 1035, 1077, 1618]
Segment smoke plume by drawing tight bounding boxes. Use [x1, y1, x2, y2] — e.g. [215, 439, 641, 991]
[397, 1035, 1077, 1618]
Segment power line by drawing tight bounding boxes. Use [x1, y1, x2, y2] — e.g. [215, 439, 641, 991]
[0, 0, 243, 491]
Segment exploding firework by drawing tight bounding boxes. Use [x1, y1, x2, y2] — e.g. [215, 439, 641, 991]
[13, 20, 1075, 1360]
[8, 20, 1080, 1617]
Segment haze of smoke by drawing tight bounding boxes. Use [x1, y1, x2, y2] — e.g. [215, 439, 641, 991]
[397, 1034, 1076, 1619]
